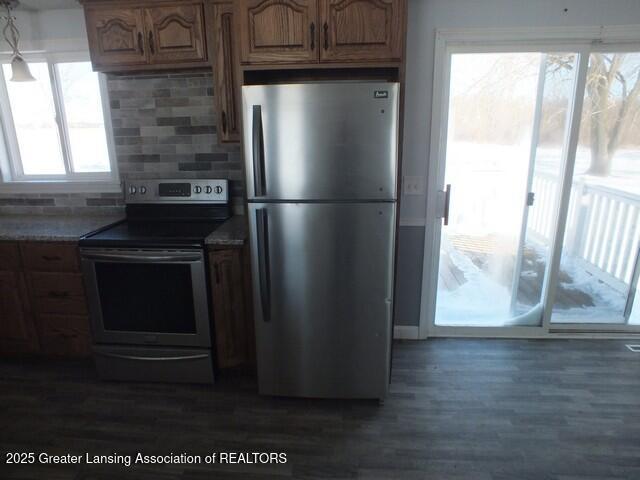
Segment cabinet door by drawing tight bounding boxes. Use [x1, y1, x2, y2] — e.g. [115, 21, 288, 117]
[210, 249, 248, 368]
[211, 2, 241, 142]
[319, 0, 404, 62]
[85, 7, 149, 69]
[0, 271, 38, 353]
[238, 0, 318, 64]
[37, 314, 91, 357]
[144, 3, 207, 64]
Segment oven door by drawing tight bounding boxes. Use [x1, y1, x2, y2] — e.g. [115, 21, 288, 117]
[81, 248, 211, 348]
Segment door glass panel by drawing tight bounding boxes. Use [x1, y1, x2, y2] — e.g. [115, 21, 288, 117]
[552, 52, 640, 324]
[435, 52, 576, 327]
[513, 54, 578, 319]
[95, 262, 196, 333]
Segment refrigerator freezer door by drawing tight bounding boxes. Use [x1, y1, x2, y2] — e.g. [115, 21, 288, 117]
[248, 202, 396, 399]
[243, 82, 399, 201]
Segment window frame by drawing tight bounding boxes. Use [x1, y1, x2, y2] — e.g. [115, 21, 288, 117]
[0, 51, 119, 191]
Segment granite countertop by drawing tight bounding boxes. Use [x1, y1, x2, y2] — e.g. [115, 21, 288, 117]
[205, 215, 248, 246]
[0, 214, 246, 245]
[0, 215, 124, 242]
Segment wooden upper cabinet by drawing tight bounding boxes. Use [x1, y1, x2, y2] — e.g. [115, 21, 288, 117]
[210, 1, 241, 142]
[85, 7, 148, 69]
[144, 4, 207, 64]
[319, 0, 404, 62]
[238, 0, 319, 64]
[82, 1, 209, 72]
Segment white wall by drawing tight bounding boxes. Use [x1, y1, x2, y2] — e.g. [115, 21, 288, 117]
[0, 8, 87, 56]
[400, 0, 640, 222]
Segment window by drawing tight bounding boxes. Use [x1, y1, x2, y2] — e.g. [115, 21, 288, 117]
[0, 59, 117, 185]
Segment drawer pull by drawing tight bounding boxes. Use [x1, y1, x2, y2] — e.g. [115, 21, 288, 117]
[42, 255, 62, 262]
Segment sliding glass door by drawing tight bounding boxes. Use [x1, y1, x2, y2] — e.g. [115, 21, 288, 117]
[429, 44, 640, 334]
[550, 52, 640, 326]
[434, 51, 578, 328]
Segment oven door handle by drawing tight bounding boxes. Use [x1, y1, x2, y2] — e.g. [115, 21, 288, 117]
[82, 252, 202, 263]
[94, 351, 210, 362]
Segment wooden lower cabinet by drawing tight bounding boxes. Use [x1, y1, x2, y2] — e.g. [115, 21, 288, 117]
[2, 239, 255, 365]
[0, 241, 91, 358]
[0, 268, 39, 354]
[21, 242, 80, 272]
[209, 247, 255, 369]
[29, 272, 89, 316]
[37, 314, 91, 357]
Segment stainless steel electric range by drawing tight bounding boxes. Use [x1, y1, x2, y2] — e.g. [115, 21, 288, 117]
[79, 179, 230, 384]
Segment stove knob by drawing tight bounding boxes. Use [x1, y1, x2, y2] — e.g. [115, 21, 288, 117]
[214, 186, 223, 194]
[139, 186, 147, 195]
[205, 186, 213, 194]
[194, 186, 202, 194]
[128, 186, 136, 195]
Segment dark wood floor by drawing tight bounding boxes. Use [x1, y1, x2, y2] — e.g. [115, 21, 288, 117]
[2, 339, 640, 479]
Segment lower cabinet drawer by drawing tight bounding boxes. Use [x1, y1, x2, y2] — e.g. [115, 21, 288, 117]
[37, 314, 91, 357]
[30, 272, 88, 315]
[21, 243, 80, 272]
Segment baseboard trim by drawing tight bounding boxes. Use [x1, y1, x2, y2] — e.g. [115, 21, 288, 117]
[393, 325, 420, 340]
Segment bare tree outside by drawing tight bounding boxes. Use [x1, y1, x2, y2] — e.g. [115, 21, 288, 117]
[584, 53, 640, 175]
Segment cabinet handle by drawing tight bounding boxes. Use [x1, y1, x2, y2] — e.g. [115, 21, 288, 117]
[310, 22, 315, 51]
[42, 255, 61, 262]
[323, 22, 328, 50]
[221, 110, 227, 135]
[148, 31, 155, 54]
[138, 32, 144, 54]
[214, 263, 221, 284]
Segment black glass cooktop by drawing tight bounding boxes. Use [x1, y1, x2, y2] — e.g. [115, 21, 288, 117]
[79, 220, 224, 248]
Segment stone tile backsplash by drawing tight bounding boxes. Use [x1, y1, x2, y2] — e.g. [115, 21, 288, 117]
[0, 71, 244, 216]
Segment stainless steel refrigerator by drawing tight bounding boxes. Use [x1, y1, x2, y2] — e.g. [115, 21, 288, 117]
[242, 82, 398, 400]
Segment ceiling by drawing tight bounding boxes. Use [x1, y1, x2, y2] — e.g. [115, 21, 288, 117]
[17, 0, 80, 10]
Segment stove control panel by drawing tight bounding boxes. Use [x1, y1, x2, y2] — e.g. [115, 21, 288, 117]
[125, 179, 229, 204]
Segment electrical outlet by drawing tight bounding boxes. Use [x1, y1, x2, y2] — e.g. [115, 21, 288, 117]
[403, 176, 426, 195]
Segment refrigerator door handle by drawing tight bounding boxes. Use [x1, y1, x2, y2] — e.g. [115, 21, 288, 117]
[252, 105, 266, 196]
[256, 207, 271, 322]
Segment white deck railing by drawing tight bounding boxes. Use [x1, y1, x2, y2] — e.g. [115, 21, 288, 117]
[528, 172, 640, 292]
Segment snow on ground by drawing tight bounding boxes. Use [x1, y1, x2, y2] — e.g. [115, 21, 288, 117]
[435, 141, 639, 327]
[435, 237, 516, 327]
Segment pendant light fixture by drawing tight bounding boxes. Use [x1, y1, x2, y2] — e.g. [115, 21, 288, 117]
[1, 0, 35, 82]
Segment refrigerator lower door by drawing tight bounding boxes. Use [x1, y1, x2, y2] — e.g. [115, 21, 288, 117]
[243, 82, 399, 201]
[248, 202, 396, 399]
